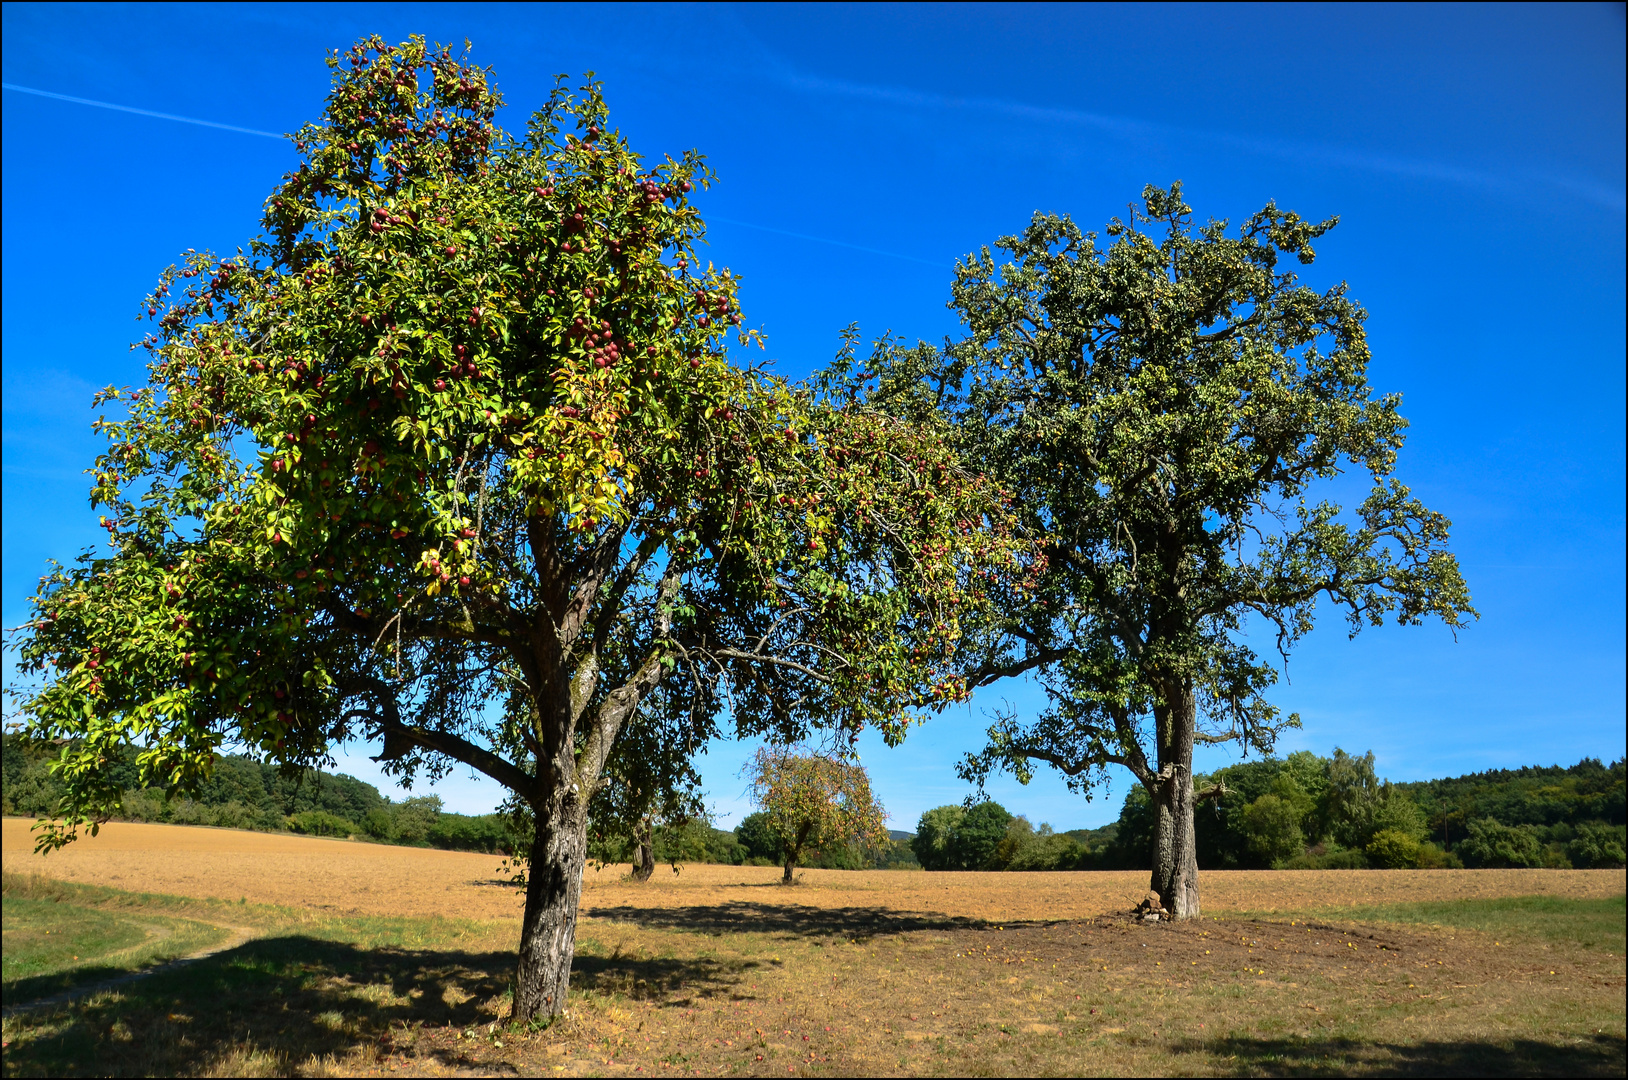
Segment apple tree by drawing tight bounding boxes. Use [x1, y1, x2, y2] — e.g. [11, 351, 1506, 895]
[10, 36, 1026, 1019]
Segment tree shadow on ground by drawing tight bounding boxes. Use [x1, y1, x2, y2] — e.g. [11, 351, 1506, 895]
[0, 932, 746, 1077]
[1173, 1033, 1627, 1078]
[584, 899, 994, 940]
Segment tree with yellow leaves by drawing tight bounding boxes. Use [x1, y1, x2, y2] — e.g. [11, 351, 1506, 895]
[748, 747, 888, 883]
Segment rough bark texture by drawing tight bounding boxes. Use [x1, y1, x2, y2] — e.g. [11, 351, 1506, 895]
[781, 820, 813, 884]
[513, 791, 590, 1021]
[630, 819, 655, 883]
[1150, 684, 1201, 918]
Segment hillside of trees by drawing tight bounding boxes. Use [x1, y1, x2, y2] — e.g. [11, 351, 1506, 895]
[913, 751, 1625, 872]
[2, 734, 512, 854]
[7, 735, 1620, 872]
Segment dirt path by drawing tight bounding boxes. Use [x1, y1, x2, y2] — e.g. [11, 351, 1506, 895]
[1, 919, 258, 1018]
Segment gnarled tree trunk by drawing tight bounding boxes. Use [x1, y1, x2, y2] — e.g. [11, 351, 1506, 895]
[630, 817, 655, 882]
[513, 786, 590, 1021]
[1150, 684, 1200, 918]
[781, 820, 813, 884]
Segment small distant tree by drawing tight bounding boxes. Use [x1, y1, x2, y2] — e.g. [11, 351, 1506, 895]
[954, 800, 1014, 870]
[747, 747, 887, 883]
[1365, 828, 1422, 869]
[1567, 823, 1627, 869]
[586, 698, 709, 882]
[392, 794, 443, 844]
[911, 805, 964, 870]
[1240, 794, 1304, 865]
[1326, 749, 1383, 848]
[1459, 818, 1543, 868]
[734, 810, 782, 863]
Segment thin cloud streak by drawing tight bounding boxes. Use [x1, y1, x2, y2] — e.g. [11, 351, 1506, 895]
[2, 83, 286, 140]
[782, 72, 1626, 213]
[0, 82, 954, 270]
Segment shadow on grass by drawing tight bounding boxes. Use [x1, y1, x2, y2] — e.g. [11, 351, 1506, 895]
[5, 954, 197, 1015]
[0, 933, 747, 1077]
[585, 899, 992, 939]
[1176, 1033, 1627, 1078]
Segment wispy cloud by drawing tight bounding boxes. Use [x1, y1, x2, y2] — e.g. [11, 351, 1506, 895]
[2, 83, 285, 140]
[2, 80, 954, 268]
[779, 72, 1626, 213]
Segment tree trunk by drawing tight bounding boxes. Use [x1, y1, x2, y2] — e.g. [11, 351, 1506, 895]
[512, 789, 589, 1022]
[630, 818, 655, 883]
[1150, 684, 1200, 918]
[781, 821, 812, 884]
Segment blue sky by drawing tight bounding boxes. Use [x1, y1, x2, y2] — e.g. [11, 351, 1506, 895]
[3, 3, 1623, 828]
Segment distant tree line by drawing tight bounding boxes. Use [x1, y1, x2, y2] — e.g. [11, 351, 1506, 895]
[9, 734, 1619, 872]
[914, 751, 1625, 871]
[2, 734, 513, 854]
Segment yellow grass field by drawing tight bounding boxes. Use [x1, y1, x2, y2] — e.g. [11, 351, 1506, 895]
[4, 818, 1620, 923]
[3, 818, 1624, 1077]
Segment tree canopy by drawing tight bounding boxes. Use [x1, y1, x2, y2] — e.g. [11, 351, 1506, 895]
[852, 183, 1474, 916]
[11, 36, 1025, 1019]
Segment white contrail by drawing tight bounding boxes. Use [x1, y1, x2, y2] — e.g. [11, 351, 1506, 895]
[782, 72, 1627, 214]
[3, 83, 286, 140]
[1, 82, 956, 266]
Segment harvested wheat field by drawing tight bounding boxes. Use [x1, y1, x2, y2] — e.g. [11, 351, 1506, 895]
[4, 818, 1625, 1077]
[4, 818, 1620, 923]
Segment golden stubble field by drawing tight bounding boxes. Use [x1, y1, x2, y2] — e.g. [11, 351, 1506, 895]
[4, 818, 1625, 1077]
[3, 818, 1620, 924]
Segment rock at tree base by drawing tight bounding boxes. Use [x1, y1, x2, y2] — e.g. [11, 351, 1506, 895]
[1134, 890, 1168, 920]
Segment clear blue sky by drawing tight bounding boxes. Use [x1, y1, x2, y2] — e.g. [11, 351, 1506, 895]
[4, 3, 1623, 828]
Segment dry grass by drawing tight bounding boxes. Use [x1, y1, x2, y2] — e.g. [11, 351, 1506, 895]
[4, 818, 1619, 922]
[2, 819, 1623, 1077]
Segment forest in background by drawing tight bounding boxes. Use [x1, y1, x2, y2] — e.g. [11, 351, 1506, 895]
[915, 751, 1626, 872]
[3, 734, 1621, 871]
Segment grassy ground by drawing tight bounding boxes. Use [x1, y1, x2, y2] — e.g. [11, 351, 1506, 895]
[2, 889, 232, 1005]
[1, 871, 1622, 1077]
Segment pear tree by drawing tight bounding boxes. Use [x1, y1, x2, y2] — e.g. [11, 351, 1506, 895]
[854, 184, 1474, 917]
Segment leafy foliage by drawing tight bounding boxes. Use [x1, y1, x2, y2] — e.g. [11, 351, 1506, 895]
[1104, 750, 1623, 871]
[6, 35, 1025, 1018]
[285, 809, 359, 837]
[746, 747, 887, 880]
[911, 800, 1087, 871]
[910, 805, 965, 870]
[1240, 793, 1305, 864]
[1397, 758, 1626, 834]
[888, 183, 1475, 789]
[12, 34, 1022, 848]
[1459, 818, 1545, 869]
[734, 810, 782, 863]
[841, 182, 1472, 910]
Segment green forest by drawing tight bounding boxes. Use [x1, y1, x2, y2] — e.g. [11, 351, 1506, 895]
[914, 751, 1626, 872]
[4, 735, 1620, 871]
